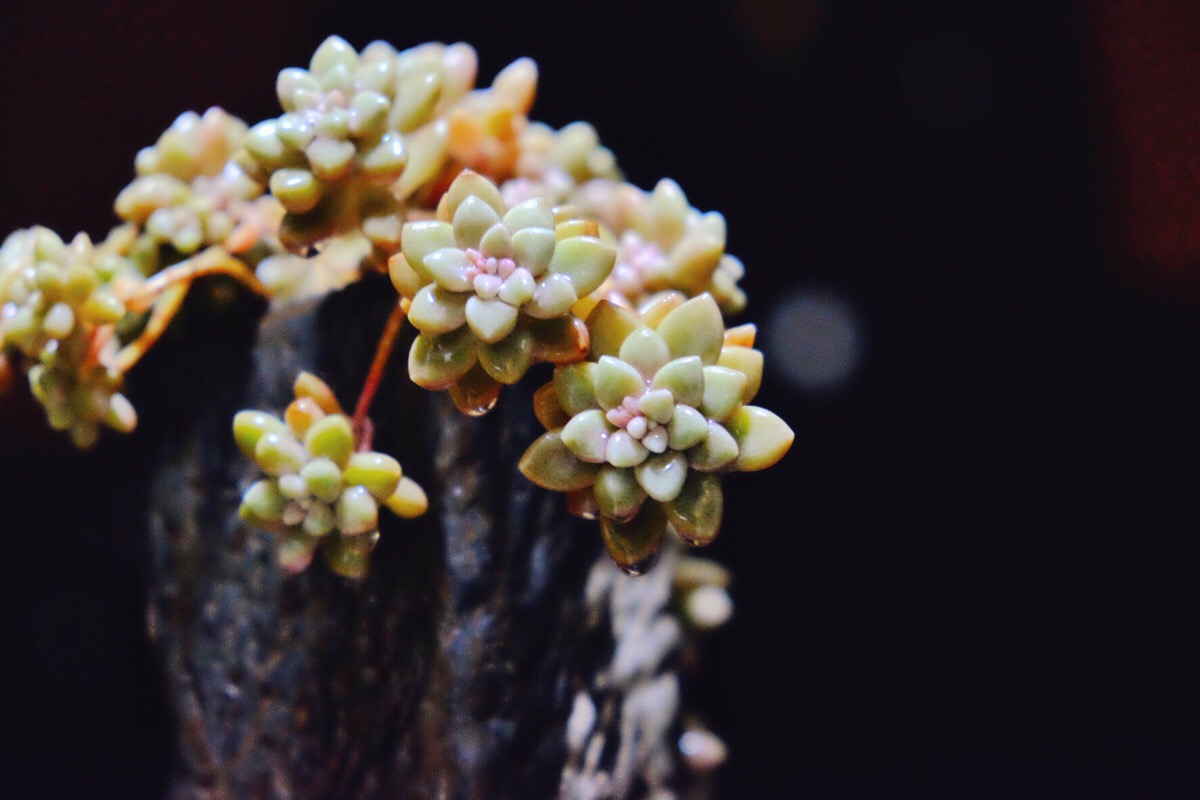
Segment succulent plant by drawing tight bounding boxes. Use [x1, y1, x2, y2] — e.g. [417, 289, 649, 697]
[0, 227, 141, 446]
[520, 294, 791, 573]
[443, 57, 538, 181]
[113, 108, 278, 273]
[392, 169, 615, 413]
[500, 121, 621, 208]
[240, 36, 419, 254]
[234, 372, 428, 577]
[255, 232, 372, 301]
[575, 179, 747, 316]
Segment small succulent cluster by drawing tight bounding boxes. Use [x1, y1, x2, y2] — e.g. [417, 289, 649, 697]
[234, 372, 427, 577]
[392, 170, 614, 413]
[115, 108, 275, 273]
[0, 227, 140, 447]
[1, 35, 793, 582]
[521, 295, 790, 573]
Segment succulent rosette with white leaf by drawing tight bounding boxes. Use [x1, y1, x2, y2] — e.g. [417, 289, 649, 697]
[520, 294, 792, 573]
[392, 170, 615, 413]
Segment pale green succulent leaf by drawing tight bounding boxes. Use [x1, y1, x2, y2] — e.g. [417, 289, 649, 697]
[668, 404, 708, 450]
[656, 293, 724, 365]
[650, 356, 704, 408]
[561, 409, 611, 463]
[548, 236, 616, 297]
[688, 421, 739, 472]
[477, 326, 534, 384]
[619, 327, 671, 380]
[304, 415, 355, 468]
[408, 329, 478, 390]
[595, 355, 646, 410]
[511, 227, 556, 276]
[700, 366, 747, 423]
[409, 284, 468, 334]
[634, 451, 688, 503]
[728, 406, 794, 472]
[453, 194, 503, 249]
[524, 272, 577, 319]
[401, 221, 456, 281]
[717, 346, 763, 403]
[465, 296, 519, 343]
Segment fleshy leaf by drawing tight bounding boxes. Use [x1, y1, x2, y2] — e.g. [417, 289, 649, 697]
[666, 471, 723, 546]
[533, 382, 570, 430]
[600, 503, 667, 575]
[511, 227, 556, 276]
[305, 415, 355, 467]
[465, 296, 519, 343]
[343, 452, 402, 501]
[384, 476, 428, 518]
[688, 421, 740, 472]
[594, 465, 647, 522]
[409, 284, 468, 334]
[656, 294, 724, 365]
[586, 301, 640, 360]
[529, 316, 589, 364]
[634, 451, 689, 503]
[619, 327, 671, 380]
[595, 355, 646, 410]
[477, 326, 534, 384]
[408, 329, 478, 390]
[233, 411, 288, 459]
[727, 406, 794, 472]
[503, 197, 555, 232]
[561, 409, 611, 463]
[524, 272, 578, 319]
[548, 236, 616, 297]
[453, 195, 503, 249]
[650, 356, 703, 408]
[668, 405, 708, 450]
[401, 220, 455, 280]
[519, 431, 601, 491]
[605, 430, 649, 468]
[718, 345, 763, 403]
[700, 366, 747, 423]
[479, 222, 514, 259]
[639, 292, 685, 329]
[636, 388, 675, 425]
[445, 170, 506, 218]
[448, 365, 502, 416]
[553, 362, 597, 416]
[423, 247, 472, 292]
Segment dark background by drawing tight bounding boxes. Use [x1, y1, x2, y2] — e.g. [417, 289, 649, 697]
[1, 0, 1197, 797]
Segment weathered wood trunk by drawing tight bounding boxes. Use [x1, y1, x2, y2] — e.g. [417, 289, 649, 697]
[141, 276, 699, 799]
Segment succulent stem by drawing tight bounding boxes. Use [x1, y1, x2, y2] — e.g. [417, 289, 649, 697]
[125, 246, 269, 314]
[351, 297, 410, 448]
[111, 283, 189, 374]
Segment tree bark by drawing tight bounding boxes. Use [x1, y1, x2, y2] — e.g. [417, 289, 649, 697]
[143, 276, 705, 799]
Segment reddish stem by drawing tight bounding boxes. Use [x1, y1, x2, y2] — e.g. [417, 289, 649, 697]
[352, 298, 409, 449]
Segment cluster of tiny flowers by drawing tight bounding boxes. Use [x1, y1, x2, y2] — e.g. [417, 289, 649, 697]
[0, 227, 139, 447]
[234, 373, 427, 577]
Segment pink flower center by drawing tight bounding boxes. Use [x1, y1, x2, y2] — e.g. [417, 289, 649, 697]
[605, 394, 659, 440]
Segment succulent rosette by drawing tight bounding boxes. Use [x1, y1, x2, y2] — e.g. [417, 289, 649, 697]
[576, 179, 747, 317]
[500, 121, 621, 208]
[234, 372, 428, 578]
[240, 36, 416, 253]
[519, 294, 792, 573]
[392, 170, 615, 413]
[113, 108, 277, 273]
[0, 227, 142, 447]
[443, 57, 538, 182]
